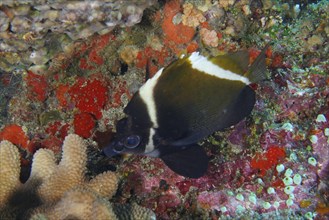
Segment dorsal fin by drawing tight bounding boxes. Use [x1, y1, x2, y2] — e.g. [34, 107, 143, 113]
[225, 50, 250, 73]
[245, 45, 269, 83]
[209, 50, 250, 76]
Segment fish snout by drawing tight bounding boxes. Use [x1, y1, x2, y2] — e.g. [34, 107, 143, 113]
[103, 140, 124, 157]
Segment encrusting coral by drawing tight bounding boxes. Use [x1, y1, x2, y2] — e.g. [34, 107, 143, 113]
[181, 2, 206, 27]
[0, 134, 156, 220]
[200, 28, 219, 47]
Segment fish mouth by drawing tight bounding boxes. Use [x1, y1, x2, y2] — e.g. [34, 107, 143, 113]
[102, 147, 118, 158]
[102, 140, 123, 157]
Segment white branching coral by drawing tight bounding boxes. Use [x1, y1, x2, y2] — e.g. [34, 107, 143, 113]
[0, 134, 156, 220]
[30, 187, 118, 220]
[0, 140, 21, 208]
[38, 134, 89, 202]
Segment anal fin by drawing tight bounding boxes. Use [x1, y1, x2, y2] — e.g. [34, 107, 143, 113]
[160, 144, 209, 178]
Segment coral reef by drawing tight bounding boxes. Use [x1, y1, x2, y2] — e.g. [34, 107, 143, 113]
[0, 0, 329, 219]
[30, 187, 118, 220]
[162, 1, 195, 46]
[200, 28, 219, 47]
[0, 140, 21, 208]
[0, 134, 155, 219]
[0, 0, 156, 72]
[181, 2, 206, 27]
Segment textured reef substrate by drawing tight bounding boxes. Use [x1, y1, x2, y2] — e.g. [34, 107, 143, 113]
[0, 0, 329, 219]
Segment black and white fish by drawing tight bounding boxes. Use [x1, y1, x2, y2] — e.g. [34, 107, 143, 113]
[103, 47, 268, 178]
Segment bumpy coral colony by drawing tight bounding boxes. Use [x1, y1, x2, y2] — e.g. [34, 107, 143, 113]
[0, 0, 329, 219]
[0, 134, 155, 219]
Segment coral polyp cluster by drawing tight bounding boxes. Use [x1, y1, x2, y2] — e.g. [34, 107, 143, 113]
[0, 0, 156, 72]
[0, 140, 21, 207]
[0, 134, 155, 219]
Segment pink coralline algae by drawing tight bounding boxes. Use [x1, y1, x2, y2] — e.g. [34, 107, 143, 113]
[156, 193, 182, 218]
[311, 130, 329, 163]
[310, 114, 329, 164]
[227, 120, 250, 146]
[259, 129, 296, 150]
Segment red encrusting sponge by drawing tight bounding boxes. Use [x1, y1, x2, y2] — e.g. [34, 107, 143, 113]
[251, 145, 286, 177]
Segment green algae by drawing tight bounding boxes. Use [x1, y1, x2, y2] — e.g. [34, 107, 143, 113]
[39, 110, 62, 126]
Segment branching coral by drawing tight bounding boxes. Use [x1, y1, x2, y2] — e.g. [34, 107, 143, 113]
[0, 140, 21, 208]
[30, 187, 118, 220]
[0, 134, 155, 220]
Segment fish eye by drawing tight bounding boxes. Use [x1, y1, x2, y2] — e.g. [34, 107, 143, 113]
[124, 135, 140, 149]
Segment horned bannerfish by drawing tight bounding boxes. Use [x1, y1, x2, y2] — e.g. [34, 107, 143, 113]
[103, 47, 268, 178]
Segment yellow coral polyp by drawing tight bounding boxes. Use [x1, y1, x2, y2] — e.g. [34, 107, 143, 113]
[299, 200, 312, 208]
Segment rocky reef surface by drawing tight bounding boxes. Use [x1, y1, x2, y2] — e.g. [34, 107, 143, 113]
[0, 0, 155, 72]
